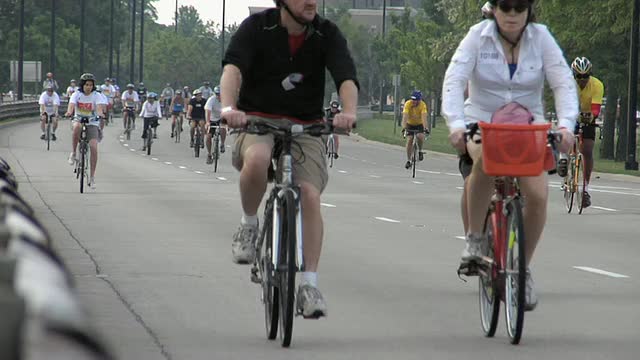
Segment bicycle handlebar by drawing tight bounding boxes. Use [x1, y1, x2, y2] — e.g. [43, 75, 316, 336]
[228, 118, 352, 137]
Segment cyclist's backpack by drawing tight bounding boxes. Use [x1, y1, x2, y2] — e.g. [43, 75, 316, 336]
[490, 102, 534, 125]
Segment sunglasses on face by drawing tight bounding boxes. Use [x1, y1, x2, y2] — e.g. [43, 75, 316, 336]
[497, 0, 529, 13]
[574, 74, 590, 80]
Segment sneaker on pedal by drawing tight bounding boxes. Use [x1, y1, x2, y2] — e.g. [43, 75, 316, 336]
[90, 177, 96, 190]
[418, 151, 424, 161]
[40, 134, 45, 140]
[461, 233, 484, 263]
[404, 161, 412, 169]
[231, 224, 258, 264]
[68, 152, 76, 166]
[153, 133, 158, 139]
[296, 284, 328, 319]
[582, 191, 591, 208]
[220, 144, 226, 153]
[557, 154, 569, 177]
[206, 155, 213, 164]
[51, 134, 57, 141]
[333, 153, 339, 159]
[525, 269, 538, 311]
[141, 146, 146, 151]
[190, 139, 194, 148]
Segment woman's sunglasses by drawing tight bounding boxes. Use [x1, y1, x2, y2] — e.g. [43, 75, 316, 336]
[574, 73, 590, 80]
[497, 1, 530, 13]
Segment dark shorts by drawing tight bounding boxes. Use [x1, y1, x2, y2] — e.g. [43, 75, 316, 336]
[577, 122, 597, 140]
[172, 111, 182, 116]
[458, 153, 473, 180]
[406, 124, 425, 134]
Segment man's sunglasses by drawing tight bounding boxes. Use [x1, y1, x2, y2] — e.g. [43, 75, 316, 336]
[574, 73, 590, 80]
[496, 1, 530, 13]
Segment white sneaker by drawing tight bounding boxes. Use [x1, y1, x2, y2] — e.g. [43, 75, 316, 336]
[231, 224, 258, 264]
[68, 152, 76, 166]
[525, 269, 538, 311]
[296, 284, 328, 319]
[461, 233, 484, 262]
[90, 177, 96, 190]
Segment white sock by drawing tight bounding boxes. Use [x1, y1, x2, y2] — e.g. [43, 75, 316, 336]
[584, 183, 589, 192]
[301, 272, 318, 287]
[241, 214, 258, 227]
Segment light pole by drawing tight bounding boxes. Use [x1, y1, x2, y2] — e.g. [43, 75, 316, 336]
[80, 0, 86, 73]
[139, 0, 145, 83]
[626, 0, 640, 170]
[221, 0, 226, 58]
[18, 0, 25, 100]
[130, 0, 136, 84]
[50, 0, 56, 76]
[175, 0, 178, 34]
[109, 0, 114, 78]
[378, 0, 387, 115]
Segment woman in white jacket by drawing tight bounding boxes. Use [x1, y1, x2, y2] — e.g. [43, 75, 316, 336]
[139, 92, 162, 150]
[442, 0, 577, 310]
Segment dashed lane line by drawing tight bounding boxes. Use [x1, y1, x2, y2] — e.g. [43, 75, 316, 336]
[321, 203, 336, 208]
[374, 217, 400, 223]
[592, 206, 617, 212]
[573, 266, 629, 278]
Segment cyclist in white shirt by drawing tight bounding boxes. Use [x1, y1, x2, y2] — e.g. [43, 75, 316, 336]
[198, 81, 213, 99]
[121, 83, 140, 131]
[64, 73, 107, 189]
[100, 78, 116, 121]
[204, 85, 227, 164]
[66, 79, 79, 99]
[139, 92, 162, 150]
[39, 85, 60, 141]
[160, 83, 175, 113]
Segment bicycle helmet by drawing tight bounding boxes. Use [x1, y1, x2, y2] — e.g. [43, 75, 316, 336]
[203, 81, 210, 86]
[70, 79, 76, 84]
[410, 90, 422, 101]
[139, 82, 144, 87]
[166, 83, 171, 87]
[213, 86, 220, 95]
[126, 83, 135, 89]
[104, 77, 111, 82]
[481, 1, 493, 18]
[193, 89, 202, 96]
[273, 0, 313, 26]
[571, 57, 592, 76]
[147, 92, 158, 100]
[44, 84, 54, 91]
[330, 100, 339, 108]
[79, 73, 96, 91]
[175, 90, 182, 95]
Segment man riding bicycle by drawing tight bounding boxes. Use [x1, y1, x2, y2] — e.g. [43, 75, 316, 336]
[220, 0, 358, 318]
[187, 89, 207, 148]
[137, 82, 148, 103]
[65, 73, 107, 189]
[39, 85, 60, 141]
[557, 57, 604, 208]
[161, 83, 175, 113]
[402, 90, 429, 169]
[121, 84, 140, 132]
[100, 78, 116, 121]
[325, 100, 341, 159]
[205, 85, 227, 164]
[170, 90, 186, 138]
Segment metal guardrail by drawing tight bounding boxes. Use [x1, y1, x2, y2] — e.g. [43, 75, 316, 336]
[0, 100, 69, 122]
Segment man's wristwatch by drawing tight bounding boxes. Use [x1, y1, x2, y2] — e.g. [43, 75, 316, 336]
[221, 106, 234, 114]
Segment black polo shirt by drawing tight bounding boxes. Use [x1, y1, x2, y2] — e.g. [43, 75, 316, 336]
[222, 8, 359, 122]
[189, 97, 206, 120]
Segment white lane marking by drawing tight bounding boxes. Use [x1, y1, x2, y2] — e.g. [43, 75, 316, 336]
[369, 175, 381, 178]
[573, 266, 629, 278]
[321, 203, 336, 208]
[412, 181, 424, 185]
[151, 158, 159, 161]
[119, 139, 124, 142]
[123, 144, 129, 147]
[194, 171, 204, 174]
[338, 170, 348, 174]
[456, 186, 464, 190]
[589, 189, 640, 197]
[374, 217, 400, 223]
[119, 135, 124, 138]
[164, 161, 172, 165]
[130, 149, 136, 152]
[216, 177, 227, 181]
[445, 172, 459, 176]
[417, 170, 441, 174]
[455, 236, 466, 240]
[592, 206, 618, 212]
[179, 166, 187, 169]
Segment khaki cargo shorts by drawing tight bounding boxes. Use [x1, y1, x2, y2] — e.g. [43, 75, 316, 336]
[232, 116, 328, 193]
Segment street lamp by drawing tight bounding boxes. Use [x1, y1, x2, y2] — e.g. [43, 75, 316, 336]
[626, 0, 640, 170]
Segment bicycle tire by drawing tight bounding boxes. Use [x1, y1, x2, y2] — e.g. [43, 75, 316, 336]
[261, 201, 279, 340]
[563, 154, 576, 213]
[80, 145, 86, 194]
[213, 133, 220, 173]
[278, 190, 297, 347]
[46, 120, 51, 151]
[146, 128, 152, 156]
[504, 198, 526, 345]
[327, 136, 334, 168]
[576, 155, 584, 214]
[479, 209, 500, 337]
[411, 142, 418, 178]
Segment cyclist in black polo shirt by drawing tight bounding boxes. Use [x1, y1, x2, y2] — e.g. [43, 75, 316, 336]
[187, 89, 207, 148]
[220, 0, 358, 319]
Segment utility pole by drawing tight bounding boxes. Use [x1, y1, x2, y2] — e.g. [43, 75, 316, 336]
[379, 0, 387, 115]
[80, 0, 86, 73]
[50, 0, 56, 76]
[18, 0, 25, 100]
[139, 0, 144, 83]
[626, 0, 640, 170]
[221, 0, 226, 58]
[322, 0, 325, 16]
[109, 0, 114, 78]
[130, 0, 136, 84]
[175, 0, 178, 34]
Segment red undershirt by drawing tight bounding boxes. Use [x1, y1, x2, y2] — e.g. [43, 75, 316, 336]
[288, 33, 305, 56]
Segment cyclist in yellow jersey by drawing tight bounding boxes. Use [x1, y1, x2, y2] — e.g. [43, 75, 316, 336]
[402, 90, 429, 169]
[559, 57, 604, 208]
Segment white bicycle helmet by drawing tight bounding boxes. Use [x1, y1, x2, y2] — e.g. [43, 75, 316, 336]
[571, 57, 592, 75]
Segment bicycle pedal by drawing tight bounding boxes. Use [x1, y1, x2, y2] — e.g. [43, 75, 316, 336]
[457, 261, 480, 280]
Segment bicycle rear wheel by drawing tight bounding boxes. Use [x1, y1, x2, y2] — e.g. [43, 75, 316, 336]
[260, 202, 279, 340]
[411, 143, 418, 178]
[278, 190, 297, 347]
[327, 136, 334, 168]
[479, 209, 500, 337]
[46, 120, 51, 151]
[213, 134, 220, 173]
[194, 132, 201, 158]
[146, 128, 152, 156]
[576, 155, 585, 214]
[562, 157, 575, 213]
[504, 198, 526, 344]
[79, 147, 86, 194]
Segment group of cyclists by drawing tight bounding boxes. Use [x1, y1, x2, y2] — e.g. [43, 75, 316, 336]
[31, 0, 610, 342]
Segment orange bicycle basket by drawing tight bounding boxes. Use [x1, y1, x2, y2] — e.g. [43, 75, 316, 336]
[479, 122, 551, 177]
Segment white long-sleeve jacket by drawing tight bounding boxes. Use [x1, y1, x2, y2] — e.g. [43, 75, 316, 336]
[442, 20, 578, 131]
[139, 100, 162, 118]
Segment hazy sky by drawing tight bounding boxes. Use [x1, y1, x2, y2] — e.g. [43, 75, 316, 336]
[155, 0, 275, 27]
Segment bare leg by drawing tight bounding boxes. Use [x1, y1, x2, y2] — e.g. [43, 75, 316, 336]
[71, 122, 80, 153]
[299, 181, 323, 272]
[581, 139, 595, 185]
[89, 138, 98, 178]
[406, 136, 413, 161]
[238, 143, 272, 216]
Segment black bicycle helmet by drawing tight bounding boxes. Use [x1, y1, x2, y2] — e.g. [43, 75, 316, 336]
[79, 73, 96, 92]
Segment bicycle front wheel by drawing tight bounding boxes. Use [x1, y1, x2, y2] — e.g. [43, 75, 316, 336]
[479, 210, 500, 337]
[260, 204, 279, 340]
[412, 143, 418, 178]
[563, 155, 576, 213]
[576, 155, 585, 214]
[46, 121, 51, 151]
[504, 198, 526, 344]
[146, 129, 152, 156]
[278, 190, 297, 347]
[79, 147, 86, 194]
[213, 134, 220, 173]
[327, 136, 334, 168]
[194, 133, 201, 157]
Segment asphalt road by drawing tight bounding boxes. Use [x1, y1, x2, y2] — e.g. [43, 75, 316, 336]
[1, 116, 639, 360]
